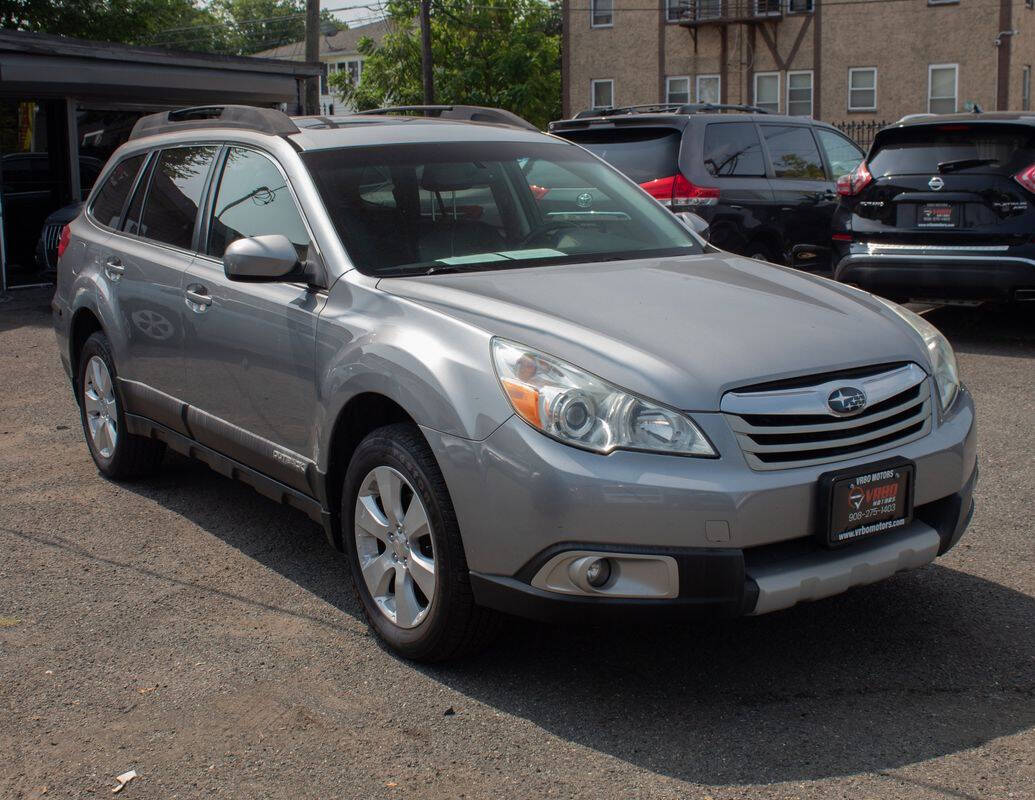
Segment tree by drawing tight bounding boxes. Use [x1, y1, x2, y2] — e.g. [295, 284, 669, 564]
[330, 0, 561, 129]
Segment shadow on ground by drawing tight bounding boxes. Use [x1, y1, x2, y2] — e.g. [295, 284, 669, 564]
[925, 303, 1035, 358]
[99, 451, 1035, 788]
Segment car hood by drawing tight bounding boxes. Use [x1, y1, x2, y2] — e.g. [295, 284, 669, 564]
[378, 253, 930, 411]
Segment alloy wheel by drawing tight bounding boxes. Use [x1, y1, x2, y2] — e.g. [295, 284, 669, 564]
[354, 466, 437, 629]
[83, 355, 118, 459]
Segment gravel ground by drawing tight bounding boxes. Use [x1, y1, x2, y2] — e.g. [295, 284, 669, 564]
[0, 289, 1032, 800]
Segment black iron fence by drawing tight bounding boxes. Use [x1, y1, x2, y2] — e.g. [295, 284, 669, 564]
[831, 120, 891, 149]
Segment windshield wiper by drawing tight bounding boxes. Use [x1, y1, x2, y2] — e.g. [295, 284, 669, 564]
[937, 157, 999, 173]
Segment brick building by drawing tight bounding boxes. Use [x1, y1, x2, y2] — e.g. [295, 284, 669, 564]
[562, 0, 1035, 124]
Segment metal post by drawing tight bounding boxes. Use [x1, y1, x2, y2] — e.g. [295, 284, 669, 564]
[420, 0, 435, 105]
[65, 98, 81, 202]
[305, 0, 321, 115]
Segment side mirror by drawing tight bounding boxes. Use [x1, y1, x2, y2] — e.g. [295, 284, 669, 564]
[674, 211, 710, 241]
[224, 234, 301, 282]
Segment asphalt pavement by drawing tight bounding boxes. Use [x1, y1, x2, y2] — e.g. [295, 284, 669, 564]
[1, 289, 1032, 799]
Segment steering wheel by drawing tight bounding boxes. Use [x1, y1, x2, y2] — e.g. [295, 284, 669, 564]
[519, 219, 579, 247]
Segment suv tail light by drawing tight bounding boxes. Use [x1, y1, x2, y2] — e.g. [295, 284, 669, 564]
[57, 224, 71, 260]
[639, 173, 719, 207]
[836, 162, 873, 196]
[1014, 163, 1035, 194]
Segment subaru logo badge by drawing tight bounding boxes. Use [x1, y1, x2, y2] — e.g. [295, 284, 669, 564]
[576, 192, 593, 209]
[828, 386, 867, 415]
[928, 176, 944, 191]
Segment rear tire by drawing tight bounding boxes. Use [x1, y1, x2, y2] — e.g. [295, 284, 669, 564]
[342, 423, 500, 661]
[747, 240, 781, 264]
[77, 332, 165, 480]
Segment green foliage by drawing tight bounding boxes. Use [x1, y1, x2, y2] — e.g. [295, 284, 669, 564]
[0, 0, 345, 55]
[330, 0, 561, 129]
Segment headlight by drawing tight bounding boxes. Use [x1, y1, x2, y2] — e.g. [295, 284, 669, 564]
[491, 338, 716, 457]
[875, 297, 959, 411]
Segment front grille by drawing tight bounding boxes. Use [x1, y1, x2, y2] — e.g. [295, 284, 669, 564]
[42, 223, 62, 267]
[721, 363, 933, 470]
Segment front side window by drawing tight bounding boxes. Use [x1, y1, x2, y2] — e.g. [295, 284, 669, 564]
[136, 146, 217, 250]
[302, 141, 704, 277]
[929, 64, 958, 113]
[208, 147, 310, 262]
[816, 129, 864, 177]
[703, 122, 766, 177]
[591, 0, 613, 26]
[787, 71, 814, 117]
[761, 125, 826, 180]
[592, 79, 614, 110]
[90, 154, 145, 229]
[697, 74, 721, 104]
[666, 76, 690, 105]
[754, 72, 780, 113]
[848, 67, 877, 111]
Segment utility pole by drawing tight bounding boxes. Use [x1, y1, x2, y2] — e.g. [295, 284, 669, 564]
[305, 0, 321, 114]
[419, 0, 435, 105]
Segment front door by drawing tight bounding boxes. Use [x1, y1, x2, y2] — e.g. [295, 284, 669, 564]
[180, 146, 323, 493]
[760, 124, 837, 257]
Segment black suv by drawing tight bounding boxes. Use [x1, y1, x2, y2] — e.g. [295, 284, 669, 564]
[833, 113, 1035, 303]
[549, 103, 865, 265]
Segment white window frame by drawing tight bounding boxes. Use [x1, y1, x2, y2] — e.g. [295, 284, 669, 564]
[753, 71, 781, 113]
[787, 70, 814, 117]
[590, 0, 613, 28]
[591, 78, 614, 110]
[666, 76, 691, 105]
[755, 0, 782, 16]
[696, 74, 721, 104]
[928, 63, 958, 114]
[847, 67, 877, 112]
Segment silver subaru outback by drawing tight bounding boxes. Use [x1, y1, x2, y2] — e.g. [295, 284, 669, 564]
[52, 106, 976, 661]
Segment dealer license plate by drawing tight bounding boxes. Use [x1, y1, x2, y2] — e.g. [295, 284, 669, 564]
[820, 461, 915, 547]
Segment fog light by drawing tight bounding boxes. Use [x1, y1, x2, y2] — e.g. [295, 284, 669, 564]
[585, 557, 611, 588]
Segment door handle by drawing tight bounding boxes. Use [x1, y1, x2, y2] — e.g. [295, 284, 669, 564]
[103, 257, 124, 281]
[184, 285, 212, 312]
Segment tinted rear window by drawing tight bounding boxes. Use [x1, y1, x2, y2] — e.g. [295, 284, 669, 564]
[703, 123, 766, 177]
[869, 124, 1035, 177]
[562, 129, 681, 184]
[90, 155, 145, 229]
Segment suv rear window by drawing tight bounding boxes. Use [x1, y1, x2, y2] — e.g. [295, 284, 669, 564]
[560, 129, 681, 184]
[869, 124, 1035, 177]
[703, 123, 765, 177]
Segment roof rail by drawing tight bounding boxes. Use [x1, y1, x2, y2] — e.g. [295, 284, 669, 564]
[129, 105, 300, 141]
[354, 105, 539, 132]
[563, 102, 770, 121]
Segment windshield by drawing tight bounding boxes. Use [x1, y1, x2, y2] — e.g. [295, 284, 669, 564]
[869, 124, 1035, 177]
[301, 140, 703, 277]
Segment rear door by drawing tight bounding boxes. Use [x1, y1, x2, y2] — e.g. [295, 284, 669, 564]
[101, 145, 217, 431]
[759, 123, 836, 253]
[850, 122, 1035, 246]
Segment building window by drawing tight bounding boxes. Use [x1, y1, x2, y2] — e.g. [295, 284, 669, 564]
[1024, 65, 1032, 111]
[343, 59, 362, 86]
[697, 74, 721, 104]
[697, 0, 722, 19]
[928, 63, 958, 113]
[320, 63, 330, 95]
[787, 70, 813, 116]
[848, 67, 877, 111]
[754, 72, 780, 113]
[666, 76, 691, 104]
[591, 0, 613, 27]
[591, 79, 614, 110]
[755, 0, 781, 15]
[666, 0, 691, 21]
[928, 0, 959, 5]
[787, 0, 814, 12]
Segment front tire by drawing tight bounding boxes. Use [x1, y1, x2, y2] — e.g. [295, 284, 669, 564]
[342, 423, 500, 661]
[77, 332, 165, 480]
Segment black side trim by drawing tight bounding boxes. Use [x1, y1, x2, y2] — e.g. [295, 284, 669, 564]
[124, 414, 332, 543]
[916, 463, 978, 556]
[118, 378, 190, 437]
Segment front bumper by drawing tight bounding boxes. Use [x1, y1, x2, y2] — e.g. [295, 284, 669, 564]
[834, 250, 1035, 301]
[424, 385, 976, 621]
